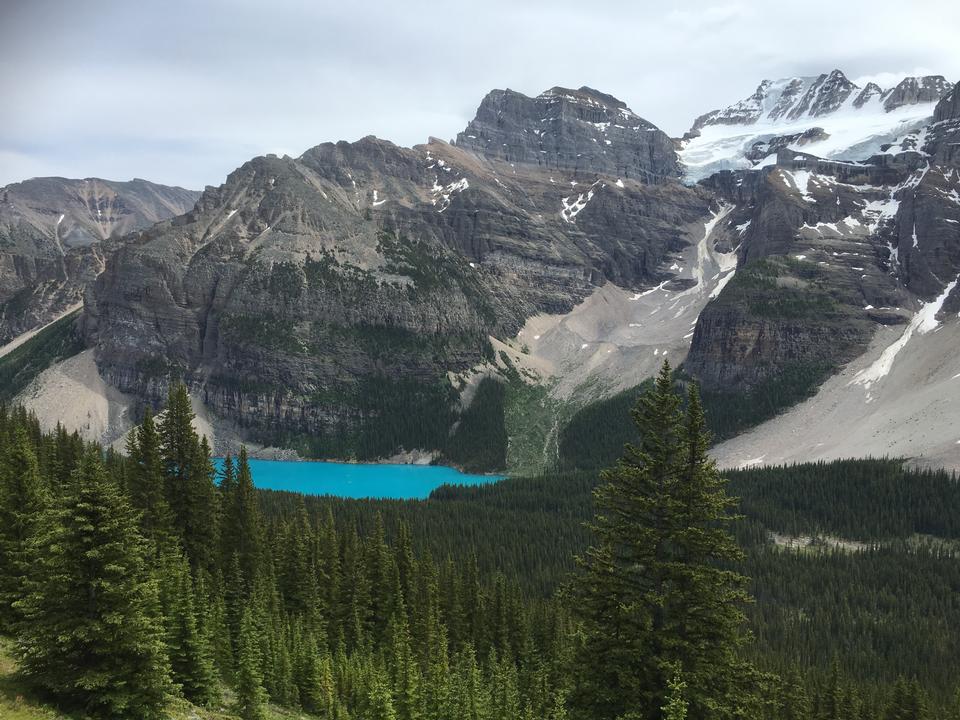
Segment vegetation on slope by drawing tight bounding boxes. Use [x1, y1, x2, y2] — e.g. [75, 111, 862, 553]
[0, 310, 84, 404]
[1, 368, 959, 718]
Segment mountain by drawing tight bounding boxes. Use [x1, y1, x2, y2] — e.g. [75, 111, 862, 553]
[11, 73, 960, 474]
[689, 83, 960, 469]
[680, 70, 953, 181]
[80, 88, 712, 461]
[0, 177, 200, 343]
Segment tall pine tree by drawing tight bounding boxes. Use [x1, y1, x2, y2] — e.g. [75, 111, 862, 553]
[0, 428, 46, 629]
[569, 362, 756, 720]
[14, 451, 171, 719]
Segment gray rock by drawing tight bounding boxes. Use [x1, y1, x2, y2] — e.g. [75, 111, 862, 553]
[454, 86, 679, 183]
[0, 177, 199, 342]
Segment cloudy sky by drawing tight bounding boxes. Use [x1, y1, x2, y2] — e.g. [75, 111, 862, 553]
[1, 0, 958, 189]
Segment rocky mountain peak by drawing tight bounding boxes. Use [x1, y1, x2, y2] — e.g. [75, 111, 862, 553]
[789, 69, 857, 118]
[538, 86, 629, 110]
[883, 75, 954, 111]
[853, 82, 884, 108]
[688, 70, 953, 139]
[934, 82, 960, 123]
[454, 86, 678, 183]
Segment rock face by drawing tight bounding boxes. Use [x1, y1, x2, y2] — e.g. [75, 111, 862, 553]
[934, 84, 960, 122]
[686, 137, 960, 392]
[44, 74, 960, 466]
[884, 75, 954, 111]
[454, 86, 679, 183]
[926, 85, 960, 169]
[84, 88, 710, 458]
[0, 178, 199, 342]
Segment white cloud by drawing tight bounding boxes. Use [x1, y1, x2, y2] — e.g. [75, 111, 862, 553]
[1, 0, 958, 189]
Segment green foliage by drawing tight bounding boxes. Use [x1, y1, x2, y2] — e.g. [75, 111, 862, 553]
[219, 314, 306, 355]
[159, 383, 220, 574]
[693, 361, 834, 440]
[558, 380, 652, 470]
[718, 259, 841, 320]
[235, 607, 267, 720]
[559, 363, 834, 470]
[0, 389, 959, 719]
[160, 550, 218, 706]
[568, 363, 757, 719]
[0, 429, 46, 630]
[727, 459, 960, 540]
[261, 374, 459, 462]
[661, 668, 688, 720]
[14, 452, 171, 719]
[0, 310, 84, 404]
[443, 377, 508, 472]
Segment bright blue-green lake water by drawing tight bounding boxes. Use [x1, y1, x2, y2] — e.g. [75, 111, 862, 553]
[215, 458, 503, 499]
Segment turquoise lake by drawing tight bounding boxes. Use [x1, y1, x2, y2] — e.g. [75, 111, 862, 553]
[214, 458, 503, 499]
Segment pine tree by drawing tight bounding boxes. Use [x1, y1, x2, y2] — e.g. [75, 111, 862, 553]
[185, 434, 220, 573]
[569, 362, 756, 720]
[236, 605, 269, 720]
[661, 667, 688, 720]
[160, 549, 218, 705]
[229, 447, 265, 587]
[14, 451, 171, 719]
[0, 428, 46, 629]
[159, 381, 197, 537]
[127, 407, 173, 550]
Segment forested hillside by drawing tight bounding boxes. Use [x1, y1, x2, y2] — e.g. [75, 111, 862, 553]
[0, 374, 958, 718]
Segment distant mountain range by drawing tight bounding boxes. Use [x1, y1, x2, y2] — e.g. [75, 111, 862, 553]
[0, 177, 200, 342]
[6, 70, 960, 473]
[680, 70, 953, 180]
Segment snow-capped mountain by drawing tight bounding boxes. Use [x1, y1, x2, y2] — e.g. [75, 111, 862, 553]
[679, 70, 953, 182]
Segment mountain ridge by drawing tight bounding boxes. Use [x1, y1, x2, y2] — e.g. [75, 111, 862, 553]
[7, 72, 960, 473]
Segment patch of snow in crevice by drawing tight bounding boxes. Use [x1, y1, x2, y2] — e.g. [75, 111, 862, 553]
[431, 177, 470, 213]
[851, 276, 959, 390]
[561, 181, 601, 223]
[779, 169, 816, 202]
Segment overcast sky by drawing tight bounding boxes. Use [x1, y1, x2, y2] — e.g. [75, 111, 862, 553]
[1, 0, 958, 189]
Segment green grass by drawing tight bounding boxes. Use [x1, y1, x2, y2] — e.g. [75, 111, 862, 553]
[0, 310, 85, 404]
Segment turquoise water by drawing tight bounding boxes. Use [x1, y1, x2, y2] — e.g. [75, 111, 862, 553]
[214, 458, 503, 499]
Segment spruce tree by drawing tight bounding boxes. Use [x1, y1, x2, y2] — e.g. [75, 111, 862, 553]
[236, 605, 269, 720]
[661, 667, 688, 720]
[229, 447, 265, 587]
[160, 549, 218, 705]
[159, 381, 197, 536]
[0, 428, 46, 629]
[569, 362, 756, 720]
[14, 451, 171, 719]
[127, 407, 173, 550]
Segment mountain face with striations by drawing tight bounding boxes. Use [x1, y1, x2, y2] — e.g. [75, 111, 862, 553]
[14, 73, 960, 473]
[0, 177, 199, 342]
[82, 87, 712, 459]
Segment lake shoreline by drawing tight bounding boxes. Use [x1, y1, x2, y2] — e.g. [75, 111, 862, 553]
[213, 456, 504, 500]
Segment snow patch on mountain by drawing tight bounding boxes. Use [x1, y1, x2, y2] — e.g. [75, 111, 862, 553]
[679, 71, 952, 182]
